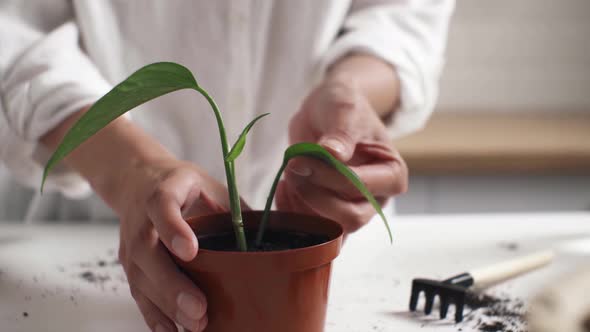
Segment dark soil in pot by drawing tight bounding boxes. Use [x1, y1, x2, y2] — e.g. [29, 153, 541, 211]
[198, 230, 330, 252]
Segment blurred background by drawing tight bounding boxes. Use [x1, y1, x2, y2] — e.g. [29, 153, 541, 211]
[0, 0, 589, 219]
[394, 0, 590, 214]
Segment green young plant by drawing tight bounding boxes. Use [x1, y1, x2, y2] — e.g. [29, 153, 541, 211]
[256, 142, 392, 246]
[41, 62, 392, 252]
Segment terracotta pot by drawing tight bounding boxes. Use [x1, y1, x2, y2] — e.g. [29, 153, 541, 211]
[176, 210, 343, 332]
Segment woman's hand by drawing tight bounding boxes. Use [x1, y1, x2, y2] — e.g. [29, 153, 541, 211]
[116, 157, 230, 332]
[41, 111, 232, 332]
[277, 72, 408, 235]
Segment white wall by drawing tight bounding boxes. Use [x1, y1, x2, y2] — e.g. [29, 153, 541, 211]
[396, 1, 590, 214]
[438, 0, 590, 112]
[397, 176, 590, 214]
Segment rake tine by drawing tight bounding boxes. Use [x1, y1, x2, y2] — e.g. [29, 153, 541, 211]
[409, 283, 421, 311]
[455, 296, 465, 323]
[424, 291, 435, 314]
[440, 296, 450, 319]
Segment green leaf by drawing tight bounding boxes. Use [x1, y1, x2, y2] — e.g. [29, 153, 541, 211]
[41, 62, 199, 192]
[256, 142, 392, 245]
[225, 113, 270, 162]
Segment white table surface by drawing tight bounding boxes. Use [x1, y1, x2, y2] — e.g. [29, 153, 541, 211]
[1, 212, 589, 332]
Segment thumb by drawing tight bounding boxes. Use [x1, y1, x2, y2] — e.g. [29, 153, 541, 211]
[317, 116, 361, 162]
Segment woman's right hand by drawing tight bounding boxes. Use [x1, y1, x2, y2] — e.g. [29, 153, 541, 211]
[41, 110, 232, 331]
[115, 157, 231, 332]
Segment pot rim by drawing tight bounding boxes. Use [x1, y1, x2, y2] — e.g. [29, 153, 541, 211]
[181, 211, 343, 272]
[186, 210, 343, 256]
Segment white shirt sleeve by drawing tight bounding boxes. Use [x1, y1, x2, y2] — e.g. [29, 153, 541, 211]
[0, 7, 112, 198]
[321, 0, 455, 138]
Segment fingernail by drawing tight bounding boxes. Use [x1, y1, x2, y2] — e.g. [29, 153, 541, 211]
[319, 137, 346, 155]
[155, 324, 170, 332]
[177, 292, 204, 320]
[172, 236, 196, 261]
[290, 166, 311, 177]
[176, 310, 199, 331]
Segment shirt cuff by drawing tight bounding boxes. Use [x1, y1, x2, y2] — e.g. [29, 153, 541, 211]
[0, 22, 112, 198]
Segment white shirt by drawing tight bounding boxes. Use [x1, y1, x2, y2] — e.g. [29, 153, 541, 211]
[0, 0, 454, 221]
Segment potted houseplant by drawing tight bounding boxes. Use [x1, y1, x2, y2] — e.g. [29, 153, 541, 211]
[41, 62, 392, 332]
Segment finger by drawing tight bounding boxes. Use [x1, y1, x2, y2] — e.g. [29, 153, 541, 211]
[118, 225, 128, 267]
[317, 125, 360, 163]
[286, 157, 407, 200]
[288, 108, 317, 143]
[146, 173, 200, 262]
[275, 180, 317, 217]
[353, 160, 408, 196]
[128, 232, 207, 329]
[181, 190, 228, 219]
[351, 141, 398, 164]
[274, 180, 292, 212]
[130, 264, 207, 332]
[290, 181, 380, 233]
[130, 287, 178, 332]
[315, 86, 371, 162]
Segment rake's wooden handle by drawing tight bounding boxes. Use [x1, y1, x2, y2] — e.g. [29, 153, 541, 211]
[469, 250, 555, 289]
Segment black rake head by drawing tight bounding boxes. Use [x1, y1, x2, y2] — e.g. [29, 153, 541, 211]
[409, 278, 468, 323]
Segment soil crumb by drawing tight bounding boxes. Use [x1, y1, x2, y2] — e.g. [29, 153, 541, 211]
[461, 292, 527, 332]
[79, 271, 111, 285]
[498, 242, 519, 251]
[199, 230, 329, 252]
[478, 321, 506, 331]
[32, 249, 126, 305]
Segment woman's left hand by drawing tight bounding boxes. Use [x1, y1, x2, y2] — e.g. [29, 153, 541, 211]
[276, 75, 408, 235]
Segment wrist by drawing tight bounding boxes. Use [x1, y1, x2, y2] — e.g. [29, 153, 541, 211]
[322, 70, 362, 98]
[317, 72, 377, 121]
[324, 65, 359, 86]
[83, 119, 177, 211]
[325, 53, 400, 118]
[41, 106, 176, 209]
[99, 144, 177, 213]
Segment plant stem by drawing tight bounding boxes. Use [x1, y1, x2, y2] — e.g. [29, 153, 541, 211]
[256, 162, 287, 246]
[194, 86, 247, 251]
[228, 161, 247, 251]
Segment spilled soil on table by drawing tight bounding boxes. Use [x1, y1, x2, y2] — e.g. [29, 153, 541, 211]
[460, 292, 527, 332]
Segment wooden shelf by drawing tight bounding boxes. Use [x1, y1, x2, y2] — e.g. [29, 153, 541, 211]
[393, 113, 590, 175]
